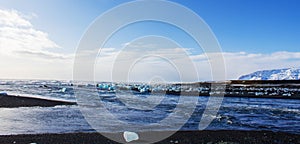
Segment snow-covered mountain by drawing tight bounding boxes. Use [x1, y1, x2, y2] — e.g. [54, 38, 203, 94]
[239, 68, 300, 80]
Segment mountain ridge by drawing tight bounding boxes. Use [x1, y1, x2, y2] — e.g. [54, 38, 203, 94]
[238, 68, 300, 80]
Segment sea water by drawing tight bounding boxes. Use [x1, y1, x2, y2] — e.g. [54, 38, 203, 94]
[0, 80, 299, 135]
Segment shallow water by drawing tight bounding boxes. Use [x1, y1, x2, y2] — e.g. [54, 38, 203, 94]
[0, 80, 299, 135]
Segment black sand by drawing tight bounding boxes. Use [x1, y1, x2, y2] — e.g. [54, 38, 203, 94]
[0, 95, 76, 108]
[0, 130, 299, 144]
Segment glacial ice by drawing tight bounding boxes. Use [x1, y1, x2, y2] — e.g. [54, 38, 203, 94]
[123, 131, 139, 142]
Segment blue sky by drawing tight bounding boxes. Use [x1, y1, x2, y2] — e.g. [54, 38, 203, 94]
[2, 0, 300, 53]
[0, 0, 300, 81]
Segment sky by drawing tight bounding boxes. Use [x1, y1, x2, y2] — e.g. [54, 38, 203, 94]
[0, 0, 300, 82]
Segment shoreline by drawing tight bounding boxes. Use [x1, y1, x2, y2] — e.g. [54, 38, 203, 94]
[0, 130, 299, 144]
[0, 93, 298, 109]
[0, 95, 76, 108]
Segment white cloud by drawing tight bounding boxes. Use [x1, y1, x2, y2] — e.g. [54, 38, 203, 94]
[94, 47, 300, 82]
[94, 47, 198, 82]
[0, 9, 61, 57]
[192, 51, 300, 80]
[16, 50, 71, 60]
[0, 9, 72, 80]
[0, 9, 32, 27]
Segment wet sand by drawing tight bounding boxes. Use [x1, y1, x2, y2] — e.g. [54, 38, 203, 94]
[0, 130, 299, 144]
[0, 95, 76, 107]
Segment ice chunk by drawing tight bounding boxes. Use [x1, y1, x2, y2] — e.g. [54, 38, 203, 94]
[97, 83, 115, 91]
[123, 131, 139, 142]
[61, 87, 67, 93]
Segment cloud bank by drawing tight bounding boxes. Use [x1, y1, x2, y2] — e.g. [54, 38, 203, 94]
[0, 9, 72, 80]
[94, 49, 300, 82]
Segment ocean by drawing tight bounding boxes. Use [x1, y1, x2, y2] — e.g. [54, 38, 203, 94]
[0, 80, 299, 135]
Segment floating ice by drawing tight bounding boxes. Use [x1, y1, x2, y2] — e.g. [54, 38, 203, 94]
[138, 85, 150, 93]
[97, 83, 115, 91]
[123, 131, 139, 142]
[227, 120, 233, 124]
[61, 87, 67, 93]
